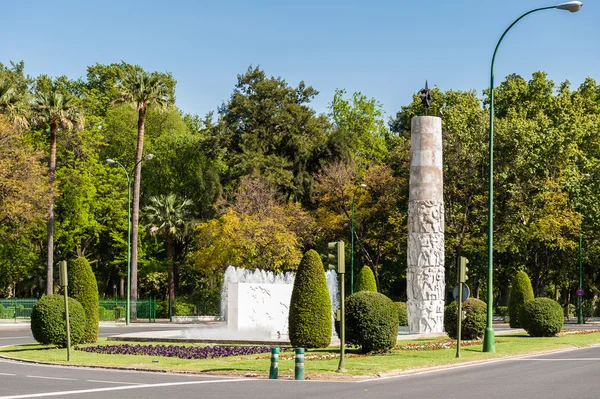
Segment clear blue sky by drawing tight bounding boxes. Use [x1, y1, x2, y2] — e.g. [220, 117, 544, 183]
[1, 1, 598, 120]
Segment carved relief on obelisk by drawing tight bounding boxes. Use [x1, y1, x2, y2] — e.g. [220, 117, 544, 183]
[407, 115, 445, 334]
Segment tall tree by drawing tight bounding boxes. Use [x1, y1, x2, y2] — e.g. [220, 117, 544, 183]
[215, 66, 329, 205]
[0, 79, 28, 130]
[115, 66, 173, 304]
[31, 89, 84, 295]
[143, 194, 193, 316]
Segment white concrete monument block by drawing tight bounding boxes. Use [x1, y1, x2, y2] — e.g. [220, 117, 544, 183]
[407, 116, 445, 333]
[227, 282, 293, 337]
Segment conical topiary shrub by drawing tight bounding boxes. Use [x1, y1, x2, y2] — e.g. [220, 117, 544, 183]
[288, 249, 332, 348]
[355, 266, 377, 292]
[508, 270, 534, 328]
[68, 256, 99, 343]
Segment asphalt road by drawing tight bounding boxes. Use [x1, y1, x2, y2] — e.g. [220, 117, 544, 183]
[1, 322, 600, 398]
[0, 346, 599, 398]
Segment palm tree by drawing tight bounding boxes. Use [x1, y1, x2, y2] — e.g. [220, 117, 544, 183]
[115, 67, 171, 307]
[31, 89, 84, 295]
[143, 194, 194, 317]
[0, 79, 29, 130]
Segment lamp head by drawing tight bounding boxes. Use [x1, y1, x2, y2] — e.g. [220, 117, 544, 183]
[106, 159, 115, 165]
[556, 1, 583, 12]
[360, 184, 367, 188]
[584, 173, 592, 179]
[144, 154, 154, 161]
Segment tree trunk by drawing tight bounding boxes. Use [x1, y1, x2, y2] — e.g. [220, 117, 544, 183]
[46, 122, 58, 295]
[131, 106, 146, 315]
[167, 236, 175, 317]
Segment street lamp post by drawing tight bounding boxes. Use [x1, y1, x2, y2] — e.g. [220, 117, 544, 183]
[484, 1, 582, 353]
[578, 173, 591, 324]
[106, 154, 154, 325]
[350, 184, 367, 295]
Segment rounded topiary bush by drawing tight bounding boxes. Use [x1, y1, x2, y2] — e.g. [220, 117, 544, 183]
[520, 298, 564, 337]
[508, 271, 534, 328]
[30, 295, 86, 347]
[345, 291, 398, 353]
[288, 249, 332, 348]
[394, 302, 408, 326]
[68, 256, 99, 343]
[444, 298, 486, 340]
[355, 266, 377, 292]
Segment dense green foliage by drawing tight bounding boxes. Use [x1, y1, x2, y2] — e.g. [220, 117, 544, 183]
[394, 302, 408, 327]
[30, 295, 86, 347]
[345, 291, 398, 353]
[67, 256, 99, 343]
[288, 250, 332, 348]
[1, 59, 599, 315]
[444, 298, 487, 340]
[508, 271, 535, 328]
[520, 298, 564, 337]
[355, 266, 377, 292]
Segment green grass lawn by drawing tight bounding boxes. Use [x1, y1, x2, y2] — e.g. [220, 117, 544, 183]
[2, 331, 600, 379]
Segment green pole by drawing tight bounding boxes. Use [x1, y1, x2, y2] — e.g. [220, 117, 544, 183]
[295, 348, 305, 380]
[337, 269, 346, 373]
[350, 197, 355, 295]
[578, 205, 584, 324]
[64, 286, 71, 361]
[350, 184, 366, 295]
[269, 347, 279, 379]
[126, 174, 132, 326]
[456, 258, 463, 358]
[484, 4, 560, 353]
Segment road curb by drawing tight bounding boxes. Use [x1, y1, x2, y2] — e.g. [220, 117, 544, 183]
[1, 343, 598, 382]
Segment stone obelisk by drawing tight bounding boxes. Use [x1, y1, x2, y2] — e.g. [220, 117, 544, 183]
[407, 115, 445, 333]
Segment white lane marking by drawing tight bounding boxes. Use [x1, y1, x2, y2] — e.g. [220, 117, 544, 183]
[359, 346, 600, 383]
[515, 358, 600, 361]
[0, 378, 249, 398]
[26, 376, 76, 381]
[0, 337, 29, 340]
[0, 373, 15, 376]
[85, 379, 144, 385]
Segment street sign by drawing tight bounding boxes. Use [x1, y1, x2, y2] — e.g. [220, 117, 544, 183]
[577, 288, 584, 297]
[452, 283, 470, 302]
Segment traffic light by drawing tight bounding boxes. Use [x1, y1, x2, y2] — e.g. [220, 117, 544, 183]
[328, 241, 345, 274]
[458, 256, 469, 283]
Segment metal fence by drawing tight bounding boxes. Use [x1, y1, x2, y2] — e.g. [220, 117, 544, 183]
[0, 298, 156, 323]
[0, 298, 37, 320]
[98, 299, 157, 322]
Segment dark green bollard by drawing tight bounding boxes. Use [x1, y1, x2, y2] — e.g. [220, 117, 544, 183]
[269, 347, 279, 379]
[295, 348, 304, 380]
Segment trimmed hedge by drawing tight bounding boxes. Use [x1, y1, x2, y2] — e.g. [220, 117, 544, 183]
[345, 291, 398, 353]
[508, 271, 534, 328]
[394, 302, 408, 326]
[288, 250, 332, 348]
[520, 298, 564, 337]
[355, 266, 377, 292]
[444, 298, 487, 340]
[31, 295, 86, 347]
[68, 256, 99, 343]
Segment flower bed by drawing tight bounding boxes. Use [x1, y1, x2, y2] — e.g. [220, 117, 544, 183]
[74, 344, 293, 359]
[557, 329, 600, 336]
[395, 339, 495, 351]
